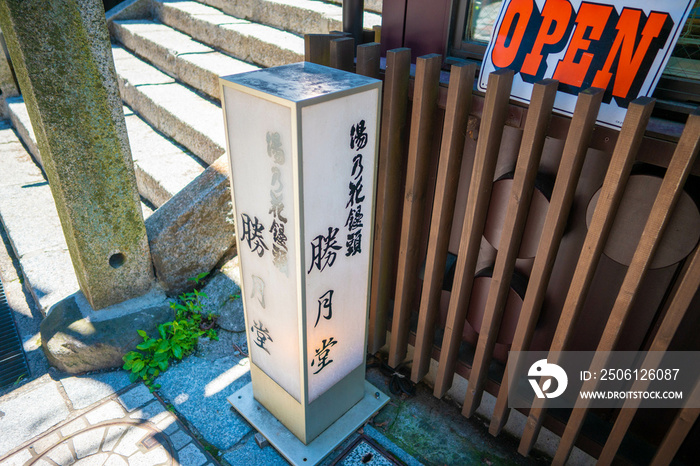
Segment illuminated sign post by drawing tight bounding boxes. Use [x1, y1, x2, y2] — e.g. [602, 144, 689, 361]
[220, 63, 388, 465]
[479, 0, 694, 128]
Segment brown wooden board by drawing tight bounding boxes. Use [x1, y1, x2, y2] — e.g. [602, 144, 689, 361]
[518, 97, 656, 456]
[367, 48, 411, 354]
[489, 88, 605, 435]
[462, 80, 558, 418]
[432, 69, 515, 397]
[411, 62, 475, 382]
[552, 109, 700, 465]
[330, 37, 355, 72]
[388, 53, 442, 368]
[650, 379, 700, 466]
[356, 43, 381, 79]
[598, 243, 700, 464]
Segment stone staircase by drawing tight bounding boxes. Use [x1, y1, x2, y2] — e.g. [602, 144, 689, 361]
[0, 0, 382, 311]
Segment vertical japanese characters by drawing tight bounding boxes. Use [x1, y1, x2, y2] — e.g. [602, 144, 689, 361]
[307, 118, 370, 375]
[239, 131, 291, 356]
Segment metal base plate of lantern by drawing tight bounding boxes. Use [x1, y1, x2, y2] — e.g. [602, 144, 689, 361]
[228, 381, 389, 466]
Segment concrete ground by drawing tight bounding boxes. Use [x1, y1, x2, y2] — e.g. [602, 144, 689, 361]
[0, 219, 550, 466]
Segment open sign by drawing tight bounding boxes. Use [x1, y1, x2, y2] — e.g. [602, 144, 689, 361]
[479, 0, 694, 128]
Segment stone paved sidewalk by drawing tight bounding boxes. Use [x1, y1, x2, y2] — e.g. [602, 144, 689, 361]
[0, 375, 215, 466]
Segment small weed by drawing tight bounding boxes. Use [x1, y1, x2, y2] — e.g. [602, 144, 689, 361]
[123, 275, 218, 390]
[13, 374, 25, 386]
[166, 403, 175, 413]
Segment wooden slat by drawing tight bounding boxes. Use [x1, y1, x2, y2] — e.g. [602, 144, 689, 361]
[356, 43, 381, 79]
[462, 80, 558, 417]
[518, 97, 656, 456]
[649, 379, 700, 466]
[330, 37, 354, 72]
[304, 32, 346, 66]
[432, 69, 514, 397]
[387, 53, 443, 368]
[489, 88, 604, 435]
[552, 109, 700, 465]
[598, 243, 700, 465]
[410, 62, 476, 382]
[367, 48, 411, 353]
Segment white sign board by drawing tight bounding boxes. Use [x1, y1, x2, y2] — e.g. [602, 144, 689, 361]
[478, 0, 695, 128]
[221, 63, 380, 407]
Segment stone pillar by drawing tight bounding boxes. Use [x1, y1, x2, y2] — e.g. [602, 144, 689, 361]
[0, 0, 153, 310]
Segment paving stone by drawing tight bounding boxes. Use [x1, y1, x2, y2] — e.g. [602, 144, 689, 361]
[61, 417, 88, 437]
[0, 381, 69, 457]
[167, 429, 192, 450]
[221, 432, 287, 466]
[30, 432, 61, 456]
[86, 401, 127, 425]
[113, 425, 149, 457]
[155, 414, 179, 435]
[176, 443, 207, 466]
[60, 371, 132, 410]
[73, 428, 104, 458]
[127, 445, 169, 466]
[156, 356, 251, 450]
[104, 455, 128, 466]
[73, 452, 110, 465]
[19, 249, 79, 314]
[102, 425, 128, 452]
[117, 384, 154, 412]
[196, 328, 247, 361]
[46, 442, 74, 466]
[0, 448, 32, 466]
[129, 400, 168, 423]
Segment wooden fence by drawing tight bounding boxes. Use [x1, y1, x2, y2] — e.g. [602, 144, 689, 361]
[305, 35, 700, 465]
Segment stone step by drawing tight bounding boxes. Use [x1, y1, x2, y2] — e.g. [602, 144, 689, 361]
[110, 19, 259, 102]
[6, 96, 205, 209]
[152, 0, 305, 68]
[0, 121, 79, 312]
[196, 0, 381, 37]
[123, 105, 206, 208]
[326, 0, 383, 15]
[112, 44, 226, 165]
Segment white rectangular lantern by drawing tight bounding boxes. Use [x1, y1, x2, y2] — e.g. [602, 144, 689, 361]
[221, 63, 387, 459]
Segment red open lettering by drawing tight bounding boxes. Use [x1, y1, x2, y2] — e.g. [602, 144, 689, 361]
[492, 0, 535, 68]
[521, 0, 573, 77]
[592, 9, 669, 99]
[553, 2, 613, 87]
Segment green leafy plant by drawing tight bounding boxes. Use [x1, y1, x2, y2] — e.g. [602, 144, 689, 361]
[123, 275, 218, 390]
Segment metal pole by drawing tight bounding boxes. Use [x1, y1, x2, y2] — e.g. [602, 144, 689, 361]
[343, 0, 364, 49]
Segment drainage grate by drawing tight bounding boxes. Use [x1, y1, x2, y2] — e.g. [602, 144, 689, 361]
[0, 278, 30, 388]
[330, 435, 403, 466]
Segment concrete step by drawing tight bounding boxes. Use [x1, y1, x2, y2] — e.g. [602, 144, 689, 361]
[152, 0, 305, 68]
[6, 96, 206, 209]
[110, 19, 259, 102]
[196, 0, 381, 37]
[112, 44, 226, 165]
